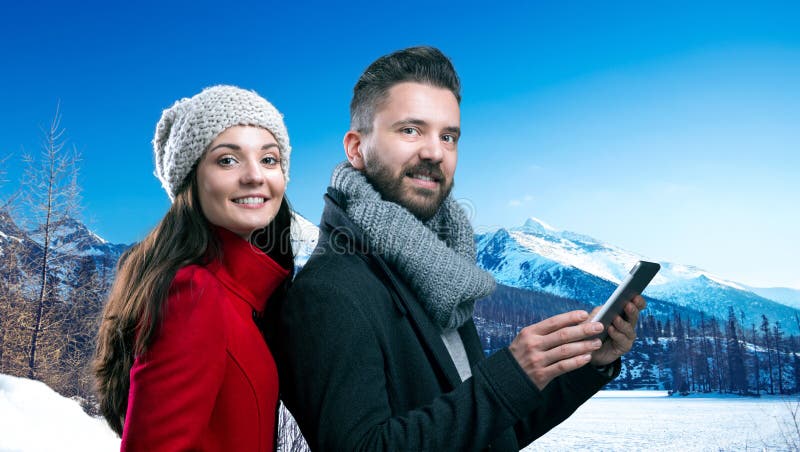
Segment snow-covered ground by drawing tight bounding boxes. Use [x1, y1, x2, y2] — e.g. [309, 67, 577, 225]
[525, 391, 799, 451]
[2, 373, 797, 452]
[0, 373, 120, 451]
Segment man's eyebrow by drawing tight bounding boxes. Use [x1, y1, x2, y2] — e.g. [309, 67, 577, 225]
[390, 118, 427, 128]
[390, 118, 460, 135]
[442, 126, 461, 136]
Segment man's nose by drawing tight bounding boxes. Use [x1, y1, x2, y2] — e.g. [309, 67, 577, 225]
[418, 135, 444, 162]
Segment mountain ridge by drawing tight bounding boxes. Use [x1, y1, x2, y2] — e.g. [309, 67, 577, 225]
[475, 216, 800, 333]
[3, 211, 796, 333]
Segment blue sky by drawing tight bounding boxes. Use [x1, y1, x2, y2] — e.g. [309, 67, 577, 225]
[1, 1, 798, 289]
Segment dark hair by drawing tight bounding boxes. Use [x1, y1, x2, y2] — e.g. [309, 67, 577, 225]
[350, 46, 461, 134]
[93, 171, 294, 436]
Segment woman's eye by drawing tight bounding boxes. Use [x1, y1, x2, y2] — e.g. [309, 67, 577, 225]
[262, 156, 280, 166]
[217, 156, 237, 166]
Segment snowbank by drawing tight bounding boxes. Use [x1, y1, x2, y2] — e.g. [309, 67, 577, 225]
[0, 373, 120, 451]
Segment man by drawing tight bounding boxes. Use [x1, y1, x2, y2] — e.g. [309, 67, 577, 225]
[274, 46, 645, 451]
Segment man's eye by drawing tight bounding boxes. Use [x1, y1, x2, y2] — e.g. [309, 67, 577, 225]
[401, 127, 419, 136]
[442, 134, 457, 143]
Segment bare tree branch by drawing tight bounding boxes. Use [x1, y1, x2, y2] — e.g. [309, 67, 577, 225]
[13, 102, 86, 379]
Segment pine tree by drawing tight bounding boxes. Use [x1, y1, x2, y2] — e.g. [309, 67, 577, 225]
[791, 335, 800, 394]
[710, 317, 724, 392]
[752, 323, 761, 395]
[774, 322, 785, 394]
[794, 343, 800, 394]
[698, 314, 711, 392]
[794, 315, 800, 394]
[669, 313, 688, 393]
[686, 319, 698, 392]
[726, 307, 747, 394]
[762, 315, 775, 394]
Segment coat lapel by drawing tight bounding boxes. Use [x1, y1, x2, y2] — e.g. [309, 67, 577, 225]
[321, 190, 465, 390]
[458, 319, 485, 365]
[368, 255, 465, 390]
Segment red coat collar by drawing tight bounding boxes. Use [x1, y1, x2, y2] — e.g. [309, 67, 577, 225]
[206, 226, 290, 314]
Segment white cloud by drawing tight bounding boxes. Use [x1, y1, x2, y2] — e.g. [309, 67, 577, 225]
[508, 194, 534, 208]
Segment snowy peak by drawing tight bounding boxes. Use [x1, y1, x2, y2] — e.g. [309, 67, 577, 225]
[655, 262, 747, 291]
[475, 216, 800, 333]
[519, 217, 601, 246]
[498, 219, 750, 291]
[521, 217, 558, 236]
[498, 222, 638, 285]
[27, 216, 122, 257]
[1, 211, 129, 292]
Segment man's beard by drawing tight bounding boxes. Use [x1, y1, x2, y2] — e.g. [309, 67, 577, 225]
[363, 158, 453, 221]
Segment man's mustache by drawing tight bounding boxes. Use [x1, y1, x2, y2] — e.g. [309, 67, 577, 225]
[404, 162, 445, 181]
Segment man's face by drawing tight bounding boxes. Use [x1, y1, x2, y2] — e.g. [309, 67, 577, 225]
[359, 82, 460, 221]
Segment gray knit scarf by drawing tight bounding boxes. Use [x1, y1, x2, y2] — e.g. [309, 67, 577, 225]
[331, 162, 496, 329]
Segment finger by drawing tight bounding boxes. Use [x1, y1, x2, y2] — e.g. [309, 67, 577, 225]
[541, 338, 602, 367]
[633, 295, 647, 311]
[530, 310, 590, 336]
[624, 301, 641, 326]
[539, 322, 604, 351]
[540, 353, 593, 384]
[607, 324, 633, 353]
[613, 314, 636, 340]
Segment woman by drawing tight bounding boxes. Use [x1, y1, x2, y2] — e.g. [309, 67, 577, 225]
[94, 85, 294, 451]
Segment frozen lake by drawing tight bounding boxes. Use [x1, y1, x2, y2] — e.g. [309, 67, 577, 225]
[524, 391, 800, 451]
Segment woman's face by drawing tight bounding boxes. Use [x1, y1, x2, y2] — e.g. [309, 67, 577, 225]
[196, 125, 286, 240]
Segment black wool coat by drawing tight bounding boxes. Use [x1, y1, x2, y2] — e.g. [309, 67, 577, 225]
[271, 189, 616, 451]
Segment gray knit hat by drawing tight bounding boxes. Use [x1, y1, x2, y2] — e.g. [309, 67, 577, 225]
[153, 85, 291, 201]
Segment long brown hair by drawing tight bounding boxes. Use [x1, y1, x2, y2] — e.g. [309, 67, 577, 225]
[93, 171, 293, 435]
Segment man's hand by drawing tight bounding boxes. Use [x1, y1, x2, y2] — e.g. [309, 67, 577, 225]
[590, 295, 647, 367]
[508, 310, 604, 391]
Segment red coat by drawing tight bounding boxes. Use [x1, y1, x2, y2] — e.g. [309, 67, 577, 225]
[121, 227, 289, 451]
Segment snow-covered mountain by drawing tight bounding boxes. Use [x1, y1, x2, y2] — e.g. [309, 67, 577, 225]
[476, 217, 800, 333]
[2, 210, 320, 282]
[743, 285, 800, 310]
[0, 212, 129, 291]
[7, 208, 794, 333]
[27, 217, 128, 259]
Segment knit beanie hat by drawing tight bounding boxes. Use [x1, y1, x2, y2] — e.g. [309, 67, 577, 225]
[153, 85, 291, 201]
